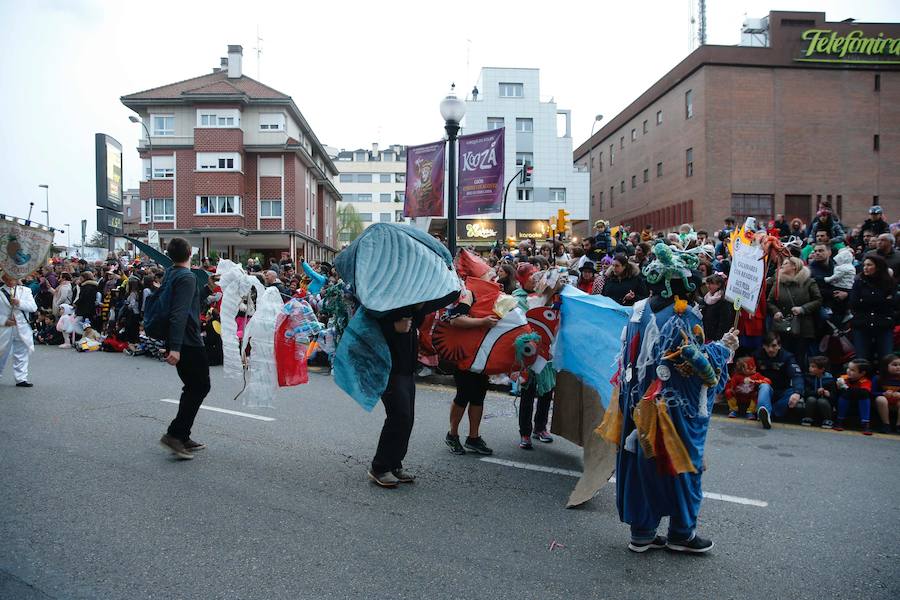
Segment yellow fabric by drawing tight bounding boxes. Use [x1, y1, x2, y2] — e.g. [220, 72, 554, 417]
[596, 386, 623, 446]
[493, 294, 519, 318]
[212, 320, 222, 334]
[631, 386, 697, 475]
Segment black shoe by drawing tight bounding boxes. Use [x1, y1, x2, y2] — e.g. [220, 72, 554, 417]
[184, 439, 207, 451]
[367, 469, 399, 488]
[757, 406, 772, 430]
[159, 434, 194, 460]
[667, 534, 714, 554]
[628, 535, 667, 553]
[15, 381, 33, 388]
[391, 469, 415, 483]
[445, 433, 466, 455]
[464, 436, 493, 455]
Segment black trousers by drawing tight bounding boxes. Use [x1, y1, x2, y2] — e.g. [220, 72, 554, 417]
[519, 378, 552, 437]
[167, 345, 211, 441]
[372, 375, 415, 474]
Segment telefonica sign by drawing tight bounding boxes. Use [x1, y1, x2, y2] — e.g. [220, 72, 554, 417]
[797, 29, 900, 64]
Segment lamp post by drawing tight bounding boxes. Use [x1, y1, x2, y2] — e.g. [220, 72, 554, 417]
[588, 114, 603, 229]
[440, 83, 466, 258]
[64, 223, 71, 256]
[38, 184, 49, 226]
[129, 115, 154, 237]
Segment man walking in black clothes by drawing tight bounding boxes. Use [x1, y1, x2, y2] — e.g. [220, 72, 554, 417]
[367, 305, 424, 488]
[159, 237, 211, 460]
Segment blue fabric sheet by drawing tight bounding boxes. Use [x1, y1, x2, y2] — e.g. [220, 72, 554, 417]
[554, 285, 632, 407]
[333, 309, 390, 412]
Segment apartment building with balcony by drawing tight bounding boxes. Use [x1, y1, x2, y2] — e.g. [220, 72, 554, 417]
[121, 45, 341, 263]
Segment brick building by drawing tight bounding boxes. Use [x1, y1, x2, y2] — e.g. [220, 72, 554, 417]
[121, 45, 341, 263]
[574, 11, 900, 236]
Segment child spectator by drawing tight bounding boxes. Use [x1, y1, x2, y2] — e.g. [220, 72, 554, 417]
[700, 273, 734, 342]
[834, 359, 874, 435]
[590, 220, 613, 259]
[824, 247, 855, 292]
[723, 356, 769, 419]
[34, 310, 63, 346]
[873, 354, 900, 434]
[802, 356, 836, 428]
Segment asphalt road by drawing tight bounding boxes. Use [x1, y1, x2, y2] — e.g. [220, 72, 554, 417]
[1, 347, 898, 600]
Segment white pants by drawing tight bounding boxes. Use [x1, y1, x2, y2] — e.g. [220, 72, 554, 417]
[0, 337, 29, 383]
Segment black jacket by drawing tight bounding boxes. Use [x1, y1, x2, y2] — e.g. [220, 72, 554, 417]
[700, 297, 735, 342]
[754, 348, 803, 394]
[849, 276, 895, 330]
[601, 262, 647, 306]
[74, 280, 98, 319]
[166, 267, 203, 351]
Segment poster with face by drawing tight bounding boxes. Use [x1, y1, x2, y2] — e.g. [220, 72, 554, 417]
[403, 141, 445, 218]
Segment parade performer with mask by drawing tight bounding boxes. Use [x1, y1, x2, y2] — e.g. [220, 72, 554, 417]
[598, 243, 738, 554]
[0, 272, 38, 387]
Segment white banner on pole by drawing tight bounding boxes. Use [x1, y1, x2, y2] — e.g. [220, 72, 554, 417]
[147, 230, 160, 249]
[724, 243, 765, 313]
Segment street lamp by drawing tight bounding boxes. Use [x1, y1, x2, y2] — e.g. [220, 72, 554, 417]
[440, 83, 466, 258]
[129, 115, 154, 236]
[38, 184, 49, 226]
[588, 114, 603, 228]
[64, 223, 71, 256]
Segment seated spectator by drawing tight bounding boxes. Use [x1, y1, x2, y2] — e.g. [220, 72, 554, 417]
[866, 233, 900, 287]
[834, 359, 874, 435]
[754, 332, 804, 429]
[873, 354, 900, 434]
[601, 254, 646, 306]
[768, 257, 821, 368]
[850, 254, 895, 363]
[724, 356, 769, 419]
[802, 356, 836, 428]
[590, 220, 613, 258]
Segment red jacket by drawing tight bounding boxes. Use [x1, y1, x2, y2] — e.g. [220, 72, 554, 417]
[724, 372, 771, 405]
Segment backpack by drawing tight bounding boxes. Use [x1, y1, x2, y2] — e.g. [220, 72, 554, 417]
[143, 268, 186, 341]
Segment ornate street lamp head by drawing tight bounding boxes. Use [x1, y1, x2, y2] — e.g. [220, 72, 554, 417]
[440, 83, 466, 124]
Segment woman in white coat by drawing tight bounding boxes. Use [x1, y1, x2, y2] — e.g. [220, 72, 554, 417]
[0, 272, 38, 387]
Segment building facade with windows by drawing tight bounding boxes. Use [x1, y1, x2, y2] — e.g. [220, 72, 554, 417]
[574, 11, 900, 234]
[121, 45, 341, 263]
[448, 67, 588, 246]
[332, 144, 407, 244]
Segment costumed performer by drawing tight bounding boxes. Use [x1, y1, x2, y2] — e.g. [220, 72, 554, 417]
[0, 272, 38, 387]
[599, 243, 738, 554]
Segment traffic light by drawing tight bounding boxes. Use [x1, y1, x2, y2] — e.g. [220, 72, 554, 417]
[556, 209, 570, 236]
[520, 161, 534, 184]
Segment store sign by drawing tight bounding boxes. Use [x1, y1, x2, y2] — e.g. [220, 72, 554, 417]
[457, 220, 500, 242]
[516, 220, 549, 240]
[797, 29, 900, 64]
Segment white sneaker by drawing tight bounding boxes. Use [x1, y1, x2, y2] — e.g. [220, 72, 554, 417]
[58, 343, 71, 349]
[415, 366, 433, 377]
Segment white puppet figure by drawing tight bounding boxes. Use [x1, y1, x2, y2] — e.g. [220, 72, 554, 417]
[55, 303, 77, 348]
[216, 260, 264, 379]
[240, 285, 282, 408]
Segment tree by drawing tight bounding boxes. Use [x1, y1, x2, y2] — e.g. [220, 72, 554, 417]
[336, 204, 364, 246]
[86, 230, 108, 248]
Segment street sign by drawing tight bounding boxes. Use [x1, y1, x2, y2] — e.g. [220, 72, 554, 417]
[97, 208, 123, 236]
[147, 230, 160, 249]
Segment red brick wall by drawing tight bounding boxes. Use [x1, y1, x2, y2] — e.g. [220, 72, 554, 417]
[194, 172, 244, 197]
[243, 152, 258, 227]
[284, 155, 307, 231]
[194, 128, 243, 152]
[260, 176, 281, 199]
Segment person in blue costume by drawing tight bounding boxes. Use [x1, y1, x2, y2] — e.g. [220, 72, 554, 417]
[613, 243, 738, 554]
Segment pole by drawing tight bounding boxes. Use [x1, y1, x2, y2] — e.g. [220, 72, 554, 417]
[27, 202, 34, 221]
[45, 186, 50, 226]
[445, 120, 460, 257]
[500, 167, 525, 246]
[81, 219, 87, 257]
[142, 121, 155, 238]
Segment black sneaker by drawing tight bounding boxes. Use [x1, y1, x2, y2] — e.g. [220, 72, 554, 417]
[757, 406, 772, 430]
[15, 381, 34, 388]
[800, 417, 813, 427]
[667, 534, 714, 554]
[445, 433, 466, 455]
[184, 439, 207, 451]
[391, 468, 415, 483]
[464, 436, 493, 455]
[628, 535, 667, 553]
[159, 434, 194, 460]
[367, 469, 399, 488]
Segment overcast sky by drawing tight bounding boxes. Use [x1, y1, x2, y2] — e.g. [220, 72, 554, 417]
[2, 0, 898, 244]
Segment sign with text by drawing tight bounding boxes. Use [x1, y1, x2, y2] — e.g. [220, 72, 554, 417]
[457, 128, 504, 216]
[516, 219, 550, 240]
[797, 29, 900, 64]
[403, 140, 445, 217]
[724, 243, 765, 313]
[95, 133, 123, 211]
[97, 208, 124, 236]
[457, 219, 501, 243]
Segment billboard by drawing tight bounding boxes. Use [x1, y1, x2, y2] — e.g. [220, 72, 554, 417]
[403, 141, 445, 218]
[457, 128, 504, 216]
[95, 133, 123, 211]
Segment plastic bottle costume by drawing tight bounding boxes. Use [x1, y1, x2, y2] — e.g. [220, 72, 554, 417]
[599, 244, 734, 543]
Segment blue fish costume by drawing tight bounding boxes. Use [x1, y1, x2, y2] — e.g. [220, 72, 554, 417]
[598, 244, 735, 550]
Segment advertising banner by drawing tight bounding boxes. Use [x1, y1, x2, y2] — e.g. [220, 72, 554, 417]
[95, 133, 123, 211]
[457, 128, 504, 216]
[724, 243, 765, 312]
[403, 141, 445, 218]
[0, 217, 54, 279]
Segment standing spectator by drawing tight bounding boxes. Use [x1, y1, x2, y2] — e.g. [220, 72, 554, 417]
[575, 261, 598, 294]
[553, 242, 570, 266]
[52, 272, 74, 316]
[858, 206, 889, 246]
[834, 359, 874, 435]
[538, 243, 554, 265]
[601, 254, 646, 306]
[159, 237, 210, 460]
[849, 254, 895, 363]
[866, 233, 900, 286]
[122, 277, 142, 344]
[772, 214, 791, 239]
[807, 209, 844, 245]
[73, 272, 99, 330]
[873, 354, 900, 433]
[802, 356, 836, 428]
[754, 332, 804, 429]
[788, 218, 805, 240]
[699, 273, 734, 342]
[767, 257, 822, 368]
[591, 220, 613, 257]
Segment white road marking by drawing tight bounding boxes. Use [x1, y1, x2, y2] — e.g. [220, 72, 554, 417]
[480, 457, 768, 508]
[159, 399, 275, 422]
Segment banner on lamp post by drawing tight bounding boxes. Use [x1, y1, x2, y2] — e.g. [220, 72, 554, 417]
[403, 141, 445, 218]
[457, 128, 504, 217]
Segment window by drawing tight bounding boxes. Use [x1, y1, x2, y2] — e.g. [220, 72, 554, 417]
[516, 118, 533, 133]
[357, 193, 372, 202]
[657, 162, 663, 177]
[610, 186, 615, 208]
[487, 117, 504, 130]
[874, 134, 880, 151]
[517, 189, 533, 202]
[143, 155, 174, 179]
[196, 152, 241, 171]
[395, 173, 406, 183]
[591, 194, 595, 207]
[643, 120, 648, 134]
[356, 173, 372, 183]
[259, 157, 282, 177]
[395, 191, 406, 203]
[731, 194, 774, 223]
[685, 89, 694, 119]
[620, 180, 625, 193]
[643, 168, 649, 183]
[590, 156, 594, 169]
[631, 129, 637, 142]
[382, 151, 393, 162]
[516, 152, 533, 168]
[151, 115, 174, 136]
[197, 195, 240, 215]
[598, 191, 604, 211]
[875, 74, 881, 91]
[499, 82, 524, 98]
[656, 110, 662, 125]
[339, 174, 354, 183]
[685, 148, 693, 177]
[379, 173, 391, 183]
[197, 109, 239, 128]
[609, 144, 614, 165]
[142, 198, 174, 222]
[380, 213, 392, 223]
[259, 113, 285, 131]
[631, 175, 637, 189]
[380, 193, 392, 203]
[598, 152, 603, 172]
[358, 213, 373, 222]
[620, 136, 624, 149]
[260, 200, 282, 217]
[355, 151, 367, 162]
[549, 188, 566, 203]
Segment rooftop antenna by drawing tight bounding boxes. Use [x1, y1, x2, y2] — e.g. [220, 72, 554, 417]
[689, 0, 697, 51]
[698, 0, 707, 46]
[253, 25, 263, 78]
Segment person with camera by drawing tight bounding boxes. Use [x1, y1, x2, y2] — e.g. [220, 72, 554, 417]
[767, 257, 821, 370]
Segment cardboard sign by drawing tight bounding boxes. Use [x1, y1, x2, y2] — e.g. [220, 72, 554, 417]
[725, 243, 765, 313]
